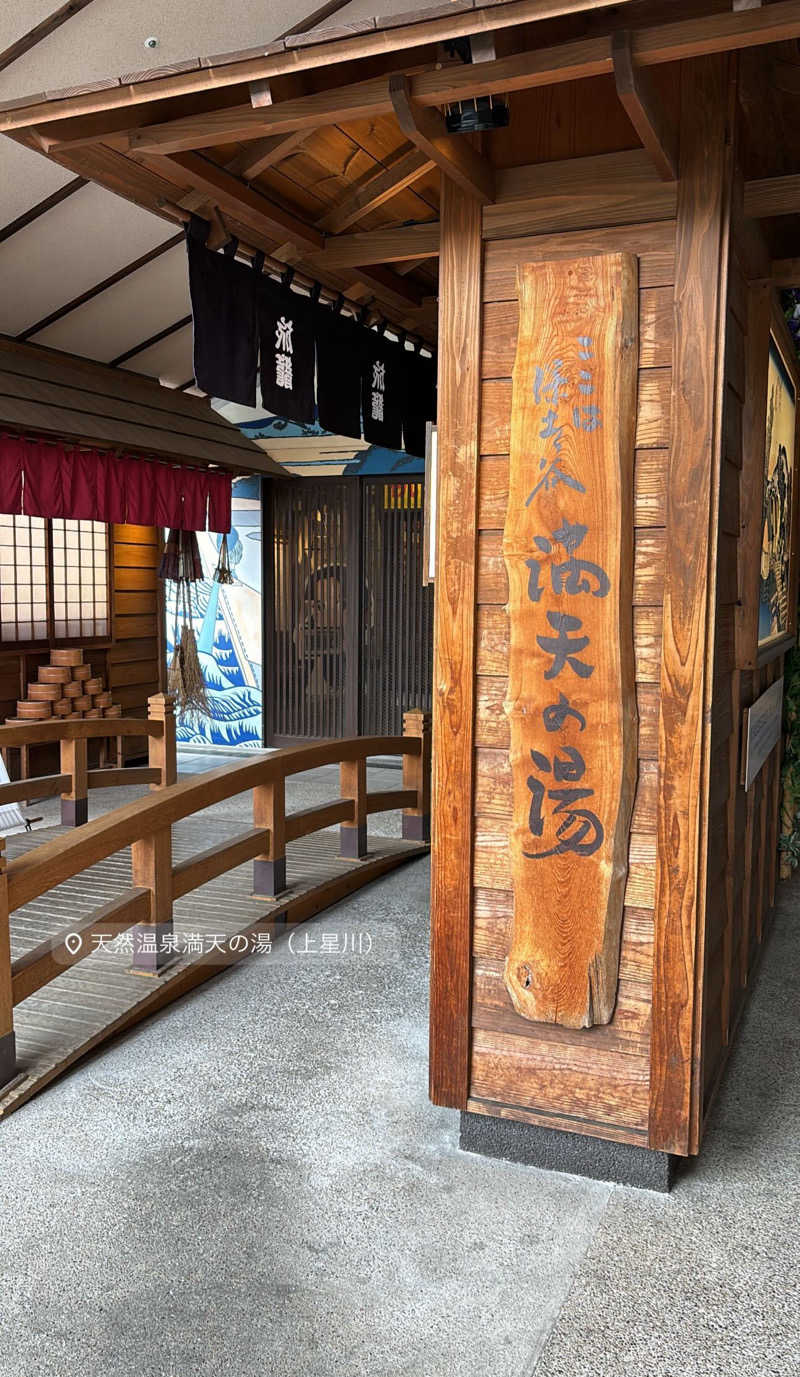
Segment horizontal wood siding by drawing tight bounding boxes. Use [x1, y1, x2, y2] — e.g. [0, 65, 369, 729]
[108, 524, 163, 759]
[467, 216, 676, 1144]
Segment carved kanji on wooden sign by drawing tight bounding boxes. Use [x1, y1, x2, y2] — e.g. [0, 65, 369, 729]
[502, 254, 639, 1028]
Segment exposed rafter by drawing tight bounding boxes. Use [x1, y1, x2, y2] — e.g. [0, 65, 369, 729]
[0, 0, 97, 76]
[109, 314, 192, 368]
[17, 233, 184, 341]
[0, 176, 86, 245]
[612, 30, 678, 181]
[316, 148, 435, 234]
[225, 130, 310, 181]
[163, 151, 324, 251]
[388, 75, 494, 206]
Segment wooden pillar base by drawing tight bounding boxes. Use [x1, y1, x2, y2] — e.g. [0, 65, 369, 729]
[253, 857, 287, 899]
[459, 1111, 675, 1192]
[130, 922, 178, 976]
[340, 822, 368, 859]
[402, 813, 430, 843]
[0, 1031, 17, 1090]
[61, 797, 88, 827]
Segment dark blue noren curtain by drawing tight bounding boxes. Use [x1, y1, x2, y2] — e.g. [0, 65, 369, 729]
[402, 349, 437, 459]
[315, 305, 364, 440]
[361, 329, 405, 450]
[257, 275, 316, 425]
[185, 216, 257, 407]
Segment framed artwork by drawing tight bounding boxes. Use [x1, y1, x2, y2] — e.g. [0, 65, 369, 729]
[758, 314, 800, 659]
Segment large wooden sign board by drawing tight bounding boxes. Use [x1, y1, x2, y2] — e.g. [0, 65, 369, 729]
[741, 677, 784, 791]
[502, 254, 639, 1029]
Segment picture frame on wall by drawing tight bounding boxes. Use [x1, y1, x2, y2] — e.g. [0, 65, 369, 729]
[757, 305, 800, 664]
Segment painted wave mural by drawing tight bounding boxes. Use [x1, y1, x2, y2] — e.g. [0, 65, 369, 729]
[165, 476, 264, 750]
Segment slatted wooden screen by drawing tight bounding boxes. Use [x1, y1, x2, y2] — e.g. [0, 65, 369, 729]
[361, 478, 433, 736]
[266, 477, 432, 744]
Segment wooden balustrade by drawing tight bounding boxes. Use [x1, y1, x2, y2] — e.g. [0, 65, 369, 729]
[0, 712, 432, 1090]
[0, 693, 177, 827]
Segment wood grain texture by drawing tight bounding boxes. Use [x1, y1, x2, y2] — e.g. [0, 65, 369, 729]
[649, 57, 731, 1156]
[500, 255, 638, 1028]
[428, 180, 482, 1109]
[735, 283, 772, 668]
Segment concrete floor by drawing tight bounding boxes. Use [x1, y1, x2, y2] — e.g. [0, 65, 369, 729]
[0, 750, 797, 1376]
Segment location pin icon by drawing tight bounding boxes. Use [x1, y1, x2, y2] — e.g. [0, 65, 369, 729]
[64, 933, 82, 958]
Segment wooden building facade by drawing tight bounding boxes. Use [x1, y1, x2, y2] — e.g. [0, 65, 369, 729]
[3, 0, 800, 1176]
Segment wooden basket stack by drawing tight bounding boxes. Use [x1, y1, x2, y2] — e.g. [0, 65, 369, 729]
[10, 649, 123, 723]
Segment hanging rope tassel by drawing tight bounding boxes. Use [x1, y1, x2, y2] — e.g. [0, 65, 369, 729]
[164, 533, 209, 717]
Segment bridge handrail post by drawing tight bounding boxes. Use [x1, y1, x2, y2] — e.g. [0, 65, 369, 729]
[147, 693, 177, 789]
[0, 839, 16, 1091]
[340, 756, 368, 859]
[402, 709, 432, 842]
[60, 734, 88, 827]
[253, 776, 287, 898]
[130, 824, 175, 976]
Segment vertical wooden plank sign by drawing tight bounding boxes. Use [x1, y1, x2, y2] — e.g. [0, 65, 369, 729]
[503, 254, 639, 1028]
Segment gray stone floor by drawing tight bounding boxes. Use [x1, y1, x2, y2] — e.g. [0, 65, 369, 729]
[0, 749, 797, 1376]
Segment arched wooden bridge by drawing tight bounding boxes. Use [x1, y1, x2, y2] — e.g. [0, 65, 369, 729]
[0, 699, 430, 1119]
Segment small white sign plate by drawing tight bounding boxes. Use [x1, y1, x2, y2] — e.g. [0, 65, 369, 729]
[742, 677, 784, 792]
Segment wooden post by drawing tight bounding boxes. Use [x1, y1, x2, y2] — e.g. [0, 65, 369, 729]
[402, 709, 431, 842]
[60, 734, 88, 826]
[0, 839, 17, 1090]
[429, 176, 482, 1110]
[130, 828, 175, 975]
[340, 758, 367, 859]
[147, 693, 177, 788]
[649, 55, 733, 1157]
[253, 778, 286, 897]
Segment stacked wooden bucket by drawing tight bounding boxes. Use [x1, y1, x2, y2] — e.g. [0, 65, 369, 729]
[12, 649, 123, 723]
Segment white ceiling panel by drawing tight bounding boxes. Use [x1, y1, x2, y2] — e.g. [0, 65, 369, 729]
[121, 321, 194, 387]
[0, 183, 171, 335]
[0, 1, 328, 101]
[0, 2, 56, 52]
[0, 137, 76, 228]
[31, 240, 190, 361]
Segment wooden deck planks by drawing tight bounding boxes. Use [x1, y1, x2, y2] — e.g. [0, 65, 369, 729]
[0, 817, 427, 1119]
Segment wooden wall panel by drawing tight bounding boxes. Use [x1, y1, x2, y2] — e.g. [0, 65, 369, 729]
[466, 206, 676, 1143]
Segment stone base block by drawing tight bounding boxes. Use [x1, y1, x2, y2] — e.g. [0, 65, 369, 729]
[130, 922, 179, 977]
[253, 857, 287, 899]
[340, 822, 368, 860]
[61, 797, 88, 827]
[460, 1110, 675, 1192]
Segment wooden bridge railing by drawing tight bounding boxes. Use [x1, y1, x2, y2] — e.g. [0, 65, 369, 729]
[0, 693, 176, 826]
[0, 706, 431, 1091]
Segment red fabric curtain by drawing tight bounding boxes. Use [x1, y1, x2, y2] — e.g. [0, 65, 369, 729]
[208, 471, 232, 534]
[23, 439, 66, 517]
[0, 435, 23, 514]
[0, 433, 232, 532]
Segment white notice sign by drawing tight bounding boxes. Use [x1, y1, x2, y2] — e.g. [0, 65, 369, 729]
[742, 678, 784, 791]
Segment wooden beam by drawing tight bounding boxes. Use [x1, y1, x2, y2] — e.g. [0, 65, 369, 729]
[26, 2, 777, 156]
[612, 30, 678, 181]
[225, 130, 309, 180]
[771, 257, 800, 285]
[249, 79, 273, 109]
[744, 174, 800, 218]
[17, 233, 184, 341]
[307, 222, 439, 268]
[389, 75, 494, 206]
[0, 176, 86, 245]
[0, 0, 97, 76]
[316, 148, 435, 234]
[649, 55, 732, 1157]
[164, 151, 324, 251]
[278, 0, 355, 39]
[428, 177, 482, 1110]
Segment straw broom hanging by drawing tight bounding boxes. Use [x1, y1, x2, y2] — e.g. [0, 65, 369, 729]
[159, 528, 209, 716]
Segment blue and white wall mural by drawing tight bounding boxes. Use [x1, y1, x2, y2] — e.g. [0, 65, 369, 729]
[165, 475, 263, 750]
[213, 401, 425, 478]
